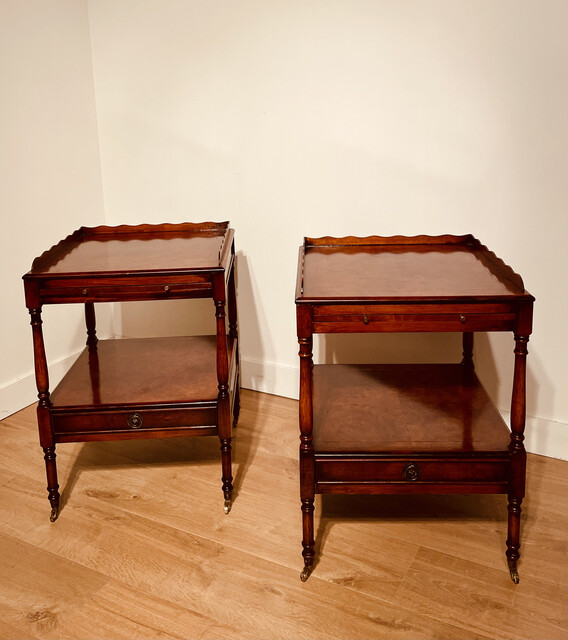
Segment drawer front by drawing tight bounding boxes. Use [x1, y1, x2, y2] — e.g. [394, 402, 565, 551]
[313, 303, 516, 333]
[315, 458, 509, 486]
[52, 406, 217, 437]
[39, 277, 212, 303]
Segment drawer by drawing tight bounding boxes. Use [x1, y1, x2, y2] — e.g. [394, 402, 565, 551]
[52, 405, 217, 438]
[315, 457, 509, 487]
[39, 277, 212, 303]
[312, 303, 516, 333]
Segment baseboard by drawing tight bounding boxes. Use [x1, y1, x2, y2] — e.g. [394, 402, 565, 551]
[0, 352, 80, 420]
[499, 411, 568, 461]
[3, 356, 566, 462]
[241, 357, 300, 401]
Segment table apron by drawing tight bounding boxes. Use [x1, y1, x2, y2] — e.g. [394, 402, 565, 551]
[311, 303, 517, 332]
[313, 303, 515, 315]
[314, 314, 516, 333]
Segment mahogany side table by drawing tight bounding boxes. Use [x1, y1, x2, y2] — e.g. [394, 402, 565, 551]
[295, 234, 534, 583]
[23, 221, 239, 521]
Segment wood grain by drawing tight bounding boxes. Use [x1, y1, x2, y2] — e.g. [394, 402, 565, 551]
[0, 390, 565, 640]
[27, 222, 231, 275]
[50, 336, 220, 408]
[312, 364, 510, 452]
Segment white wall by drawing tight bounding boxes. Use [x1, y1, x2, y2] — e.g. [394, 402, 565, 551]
[87, 0, 568, 457]
[1, 1, 566, 460]
[0, 0, 111, 418]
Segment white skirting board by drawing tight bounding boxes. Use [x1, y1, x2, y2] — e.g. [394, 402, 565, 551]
[241, 358, 568, 462]
[0, 352, 80, 421]
[2, 356, 566, 462]
[498, 411, 568, 462]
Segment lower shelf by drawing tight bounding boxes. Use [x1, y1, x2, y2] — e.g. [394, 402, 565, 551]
[49, 335, 237, 441]
[312, 363, 511, 454]
[312, 363, 512, 494]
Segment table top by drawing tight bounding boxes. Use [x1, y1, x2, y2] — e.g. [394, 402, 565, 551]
[296, 234, 534, 303]
[24, 222, 233, 278]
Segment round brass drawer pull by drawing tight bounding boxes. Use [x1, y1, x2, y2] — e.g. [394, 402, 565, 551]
[82, 289, 88, 296]
[460, 315, 466, 323]
[127, 413, 143, 429]
[363, 315, 369, 325]
[164, 285, 170, 292]
[403, 463, 421, 481]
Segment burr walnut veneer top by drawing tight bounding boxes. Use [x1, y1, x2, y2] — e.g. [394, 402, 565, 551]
[297, 235, 533, 302]
[25, 222, 232, 276]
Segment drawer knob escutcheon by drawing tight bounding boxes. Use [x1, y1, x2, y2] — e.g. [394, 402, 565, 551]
[127, 413, 143, 429]
[403, 463, 421, 481]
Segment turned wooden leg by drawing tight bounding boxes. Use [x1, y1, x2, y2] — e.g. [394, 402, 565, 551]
[219, 394, 233, 513]
[42, 446, 60, 522]
[461, 331, 474, 369]
[300, 495, 315, 581]
[507, 331, 530, 583]
[85, 302, 98, 347]
[506, 495, 522, 583]
[29, 308, 60, 521]
[220, 436, 233, 514]
[298, 323, 315, 581]
[214, 279, 233, 514]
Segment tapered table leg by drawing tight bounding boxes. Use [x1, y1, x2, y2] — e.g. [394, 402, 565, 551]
[43, 446, 60, 522]
[215, 283, 233, 514]
[29, 308, 60, 521]
[506, 333, 529, 583]
[298, 329, 315, 580]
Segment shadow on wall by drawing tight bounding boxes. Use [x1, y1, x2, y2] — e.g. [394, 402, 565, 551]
[234, 251, 271, 388]
[116, 297, 216, 339]
[476, 331, 547, 455]
[319, 332, 461, 365]
[323, 330, 548, 453]
[475, 332, 509, 415]
[114, 251, 269, 391]
[42, 303, 98, 359]
[476, 331, 541, 415]
[322, 332, 540, 405]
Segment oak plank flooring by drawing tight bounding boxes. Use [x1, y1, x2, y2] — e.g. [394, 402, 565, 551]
[0, 390, 566, 639]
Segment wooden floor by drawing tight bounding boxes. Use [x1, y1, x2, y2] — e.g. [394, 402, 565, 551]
[0, 390, 566, 639]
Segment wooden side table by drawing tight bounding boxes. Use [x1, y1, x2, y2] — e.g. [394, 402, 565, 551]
[23, 221, 239, 521]
[295, 234, 534, 583]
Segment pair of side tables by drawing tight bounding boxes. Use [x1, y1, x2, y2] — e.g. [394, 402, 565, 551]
[22, 222, 534, 583]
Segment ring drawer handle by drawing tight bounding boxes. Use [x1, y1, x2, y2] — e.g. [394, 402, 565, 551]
[403, 463, 421, 481]
[127, 413, 143, 429]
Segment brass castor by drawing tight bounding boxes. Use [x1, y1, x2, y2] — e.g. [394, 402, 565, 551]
[508, 558, 520, 584]
[300, 565, 313, 582]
